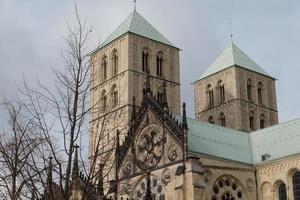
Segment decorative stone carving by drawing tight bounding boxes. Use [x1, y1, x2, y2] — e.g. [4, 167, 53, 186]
[123, 162, 131, 176]
[131, 176, 165, 200]
[161, 168, 171, 185]
[246, 178, 254, 192]
[204, 170, 212, 186]
[124, 180, 133, 194]
[211, 176, 244, 200]
[135, 124, 164, 170]
[167, 144, 177, 161]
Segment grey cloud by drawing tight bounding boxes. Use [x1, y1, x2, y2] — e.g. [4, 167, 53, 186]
[0, 0, 299, 122]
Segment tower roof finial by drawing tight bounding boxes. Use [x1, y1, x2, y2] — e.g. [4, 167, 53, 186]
[133, 0, 137, 11]
[182, 102, 188, 130]
[229, 18, 234, 44]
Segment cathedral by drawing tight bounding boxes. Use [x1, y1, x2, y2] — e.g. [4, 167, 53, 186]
[45, 8, 300, 200]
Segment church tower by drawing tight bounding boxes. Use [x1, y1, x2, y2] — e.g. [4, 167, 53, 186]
[193, 42, 278, 132]
[89, 10, 180, 182]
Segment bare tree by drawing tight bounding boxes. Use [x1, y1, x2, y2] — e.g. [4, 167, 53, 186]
[16, 4, 128, 200]
[0, 102, 47, 200]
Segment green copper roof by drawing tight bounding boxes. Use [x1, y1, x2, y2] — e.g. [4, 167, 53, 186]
[184, 116, 300, 165]
[250, 118, 300, 164]
[186, 118, 253, 164]
[96, 11, 174, 50]
[196, 42, 271, 81]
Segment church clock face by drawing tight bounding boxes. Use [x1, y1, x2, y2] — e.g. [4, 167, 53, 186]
[135, 124, 164, 170]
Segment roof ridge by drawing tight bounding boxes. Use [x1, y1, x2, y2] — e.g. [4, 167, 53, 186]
[185, 116, 247, 135]
[231, 42, 237, 64]
[251, 117, 300, 134]
[128, 10, 136, 31]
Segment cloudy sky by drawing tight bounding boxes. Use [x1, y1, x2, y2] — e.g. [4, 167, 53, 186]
[0, 0, 300, 122]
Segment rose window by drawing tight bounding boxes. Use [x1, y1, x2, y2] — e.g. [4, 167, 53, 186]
[211, 176, 244, 200]
[135, 125, 164, 170]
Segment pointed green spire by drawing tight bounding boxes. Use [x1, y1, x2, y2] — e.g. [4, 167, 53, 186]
[94, 10, 175, 51]
[195, 42, 272, 81]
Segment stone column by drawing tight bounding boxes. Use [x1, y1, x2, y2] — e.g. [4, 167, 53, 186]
[185, 156, 205, 200]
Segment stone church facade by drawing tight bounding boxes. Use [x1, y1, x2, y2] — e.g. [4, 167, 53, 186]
[44, 9, 300, 200]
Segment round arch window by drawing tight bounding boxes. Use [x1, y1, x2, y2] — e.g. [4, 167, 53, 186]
[211, 176, 244, 200]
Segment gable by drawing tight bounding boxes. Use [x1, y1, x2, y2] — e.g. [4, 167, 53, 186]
[117, 104, 184, 180]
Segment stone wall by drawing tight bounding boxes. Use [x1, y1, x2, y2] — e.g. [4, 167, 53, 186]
[256, 154, 300, 200]
[89, 33, 181, 188]
[199, 155, 257, 200]
[194, 66, 278, 132]
[127, 33, 181, 114]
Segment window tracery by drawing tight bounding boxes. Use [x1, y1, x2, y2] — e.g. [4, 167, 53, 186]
[156, 51, 163, 77]
[101, 55, 107, 81]
[207, 84, 214, 107]
[142, 47, 149, 72]
[135, 124, 164, 170]
[218, 80, 225, 103]
[211, 176, 244, 200]
[131, 175, 165, 200]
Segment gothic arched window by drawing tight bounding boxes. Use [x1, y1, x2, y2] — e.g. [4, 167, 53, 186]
[293, 172, 300, 199]
[260, 114, 265, 129]
[207, 84, 214, 107]
[111, 85, 118, 108]
[111, 49, 118, 76]
[157, 92, 163, 103]
[278, 183, 287, 200]
[257, 82, 263, 104]
[247, 78, 252, 101]
[156, 51, 163, 77]
[208, 116, 214, 124]
[100, 90, 107, 112]
[218, 80, 225, 103]
[219, 112, 226, 127]
[249, 111, 255, 131]
[142, 48, 149, 72]
[101, 55, 107, 81]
